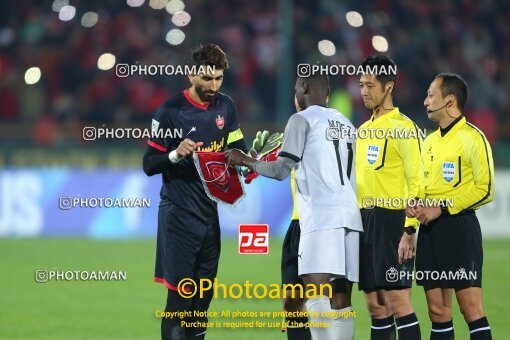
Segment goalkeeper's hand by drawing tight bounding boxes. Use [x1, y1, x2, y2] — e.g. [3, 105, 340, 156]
[249, 130, 269, 158]
[242, 130, 284, 183]
[241, 130, 269, 176]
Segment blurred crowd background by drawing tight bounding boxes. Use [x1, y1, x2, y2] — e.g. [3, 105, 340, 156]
[1, 0, 509, 166]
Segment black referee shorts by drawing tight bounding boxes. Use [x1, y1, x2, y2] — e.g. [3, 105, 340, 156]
[154, 203, 221, 290]
[416, 210, 483, 288]
[359, 207, 414, 291]
[281, 220, 304, 288]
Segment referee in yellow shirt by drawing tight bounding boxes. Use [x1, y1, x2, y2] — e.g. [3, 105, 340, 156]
[409, 73, 494, 340]
[357, 55, 422, 340]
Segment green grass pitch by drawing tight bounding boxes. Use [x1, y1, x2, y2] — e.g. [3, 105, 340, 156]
[0, 238, 508, 339]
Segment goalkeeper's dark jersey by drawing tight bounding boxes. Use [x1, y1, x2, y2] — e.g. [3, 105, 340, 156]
[147, 89, 246, 222]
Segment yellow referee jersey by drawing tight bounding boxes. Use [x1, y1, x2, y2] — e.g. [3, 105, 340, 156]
[356, 107, 423, 228]
[290, 170, 299, 220]
[423, 116, 494, 214]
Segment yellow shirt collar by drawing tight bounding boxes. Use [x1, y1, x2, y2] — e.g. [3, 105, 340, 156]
[370, 107, 400, 124]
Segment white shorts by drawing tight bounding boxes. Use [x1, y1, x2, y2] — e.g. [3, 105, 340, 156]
[298, 228, 360, 282]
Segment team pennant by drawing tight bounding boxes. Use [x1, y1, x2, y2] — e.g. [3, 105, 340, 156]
[193, 152, 245, 206]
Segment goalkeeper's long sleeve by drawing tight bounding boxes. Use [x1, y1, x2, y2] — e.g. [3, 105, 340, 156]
[253, 156, 297, 181]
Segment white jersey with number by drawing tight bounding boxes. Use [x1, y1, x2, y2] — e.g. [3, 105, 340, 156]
[279, 105, 363, 235]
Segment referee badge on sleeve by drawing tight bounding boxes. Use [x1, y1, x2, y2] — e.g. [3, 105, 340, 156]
[442, 162, 455, 182]
[367, 145, 380, 165]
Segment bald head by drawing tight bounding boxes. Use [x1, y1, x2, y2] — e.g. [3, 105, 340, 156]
[294, 73, 330, 111]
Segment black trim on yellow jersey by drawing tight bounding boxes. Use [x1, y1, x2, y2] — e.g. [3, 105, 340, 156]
[412, 122, 422, 152]
[375, 139, 388, 170]
[400, 113, 422, 152]
[465, 122, 492, 210]
[440, 115, 463, 137]
[453, 156, 462, 188]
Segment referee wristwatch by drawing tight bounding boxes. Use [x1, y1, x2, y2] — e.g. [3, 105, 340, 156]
[403, 226, 416, 235]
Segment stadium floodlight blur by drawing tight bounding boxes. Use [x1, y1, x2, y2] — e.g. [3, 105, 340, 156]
[318, 40, 336, 56]
[81, 12, 99, 28]
[346, 11, 363, 27]
[0, 1, 509, 171]
[372, 35, 389, 52]
[24, 67, 42, 85]
[58, 5, 76, 21]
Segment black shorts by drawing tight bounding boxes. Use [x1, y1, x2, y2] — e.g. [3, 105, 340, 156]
[154, 203, 221, 290]
[416, 210, 483, 288]
[359, 207, 414, 291]
[281, 220, 304, 288]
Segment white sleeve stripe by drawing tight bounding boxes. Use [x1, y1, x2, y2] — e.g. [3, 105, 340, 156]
[431, 327, 454, 332]
[470, 326, 491, 334]
[370, 324, 394, 330]
[396, 321, 419, 330]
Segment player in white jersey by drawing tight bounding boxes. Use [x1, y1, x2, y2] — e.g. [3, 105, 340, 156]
[226, 72, 362, 340]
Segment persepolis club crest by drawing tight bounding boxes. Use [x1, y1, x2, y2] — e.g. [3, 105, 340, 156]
[216, 115, 224, 129]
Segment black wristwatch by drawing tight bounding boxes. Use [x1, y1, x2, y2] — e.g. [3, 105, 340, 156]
[403, 226, 416, 235]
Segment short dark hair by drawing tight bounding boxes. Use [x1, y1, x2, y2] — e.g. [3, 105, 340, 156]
[435, 72, 468, 110]
[191, 43, 229, 69]
[361, 54, 397, 89]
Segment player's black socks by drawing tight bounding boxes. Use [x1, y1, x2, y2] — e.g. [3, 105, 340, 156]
[468, 316, 492, 340]
[371, 316, 395, 340]
[395, 313, 420, 340]
[186, 327, 206, 340]
[162, 289, 192, 340]
[162, 318, 185, 340]
[184, 285, 215, 340]
[431, 320, 454, 339]
[286, 316, 311, 340]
